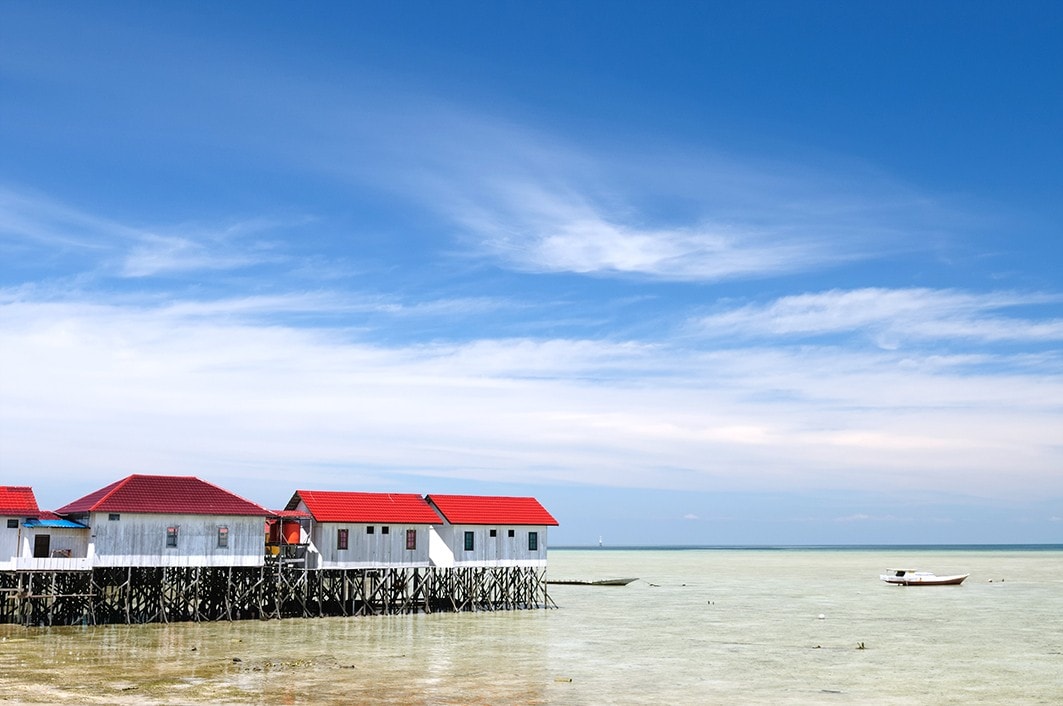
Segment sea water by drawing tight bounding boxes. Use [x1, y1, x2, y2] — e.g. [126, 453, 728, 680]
[1, 547, 1060, 704]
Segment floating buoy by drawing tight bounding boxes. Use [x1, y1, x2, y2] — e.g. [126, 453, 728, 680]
[818, 614, 826, 620]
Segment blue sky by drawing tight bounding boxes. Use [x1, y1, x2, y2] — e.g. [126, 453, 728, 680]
[2, 1, 1061, 545]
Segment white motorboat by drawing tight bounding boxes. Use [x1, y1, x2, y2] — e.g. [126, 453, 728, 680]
[881, 569, 969, 586]
[544, 578, 633, 586]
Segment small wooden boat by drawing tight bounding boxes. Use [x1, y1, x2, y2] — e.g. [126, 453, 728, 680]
[546, 577, 638, 586]
[880, 569, 969, 586]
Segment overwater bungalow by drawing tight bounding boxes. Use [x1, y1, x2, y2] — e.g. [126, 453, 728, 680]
[2, 477, 559, 625]
[1, 486, 90, 571]
[425, 494, 558, 568]
[285, 490, 443, 569]
[54, 474, 271, 568]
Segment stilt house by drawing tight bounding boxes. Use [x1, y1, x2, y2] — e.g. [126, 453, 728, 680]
[55, 474, 270, 567]
[1, 486, 90, 570]
[424, 494, 558, 568]
[286, 490, 443, 569]
[2, 487, 39, 569]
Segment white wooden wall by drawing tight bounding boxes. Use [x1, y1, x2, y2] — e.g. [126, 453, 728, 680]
[433, 524, 549, 567]
[80, 512, 266, 567]
[309, 521, 433, 569]
[19, 527, 90, 559]
[2, 520, 92, 570]
[0, 516, 18, 569]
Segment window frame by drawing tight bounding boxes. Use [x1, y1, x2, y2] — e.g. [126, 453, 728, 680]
[528, 531, 539, 551]
[337, 528, 349, 550]
[406, 528, 417, 550]
[463, 531, 475, 552]
[166, 526, 179, 548]
[216, 525, 229, 549]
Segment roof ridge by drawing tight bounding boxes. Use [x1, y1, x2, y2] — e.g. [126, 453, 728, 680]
[429, 493, 536, 498]
[128, 473, 196, 478]
[91, 475, 133, 511]
[194, 475, 270, 513]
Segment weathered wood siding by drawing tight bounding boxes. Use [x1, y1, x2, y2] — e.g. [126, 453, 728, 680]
[289, 498, 435, 569]
[0, 517, 18, 570]
[301, 516, 429, 569]
[309, 521, 433, 569]
[76, 512, 265, 567]
[433, 525, 549, 567]
[2, 521, 91, 570]
[19, 527, 89, 560]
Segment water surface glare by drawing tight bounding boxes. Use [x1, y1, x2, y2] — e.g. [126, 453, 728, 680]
[1, 547, 1060, 704]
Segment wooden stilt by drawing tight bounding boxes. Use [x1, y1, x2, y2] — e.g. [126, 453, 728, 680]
[0, 562, 554, 626]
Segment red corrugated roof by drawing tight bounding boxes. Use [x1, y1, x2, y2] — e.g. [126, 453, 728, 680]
[426, 495, 558, 526]
[288, 490, 443, 524]
[55, 474, 269, 516]
[0, 486, 40, 515]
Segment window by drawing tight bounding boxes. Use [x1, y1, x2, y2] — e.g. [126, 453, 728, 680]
[366, 526, 375, 535]
[337, 528, 349, 550]
[528, 531, 539, 551]
[489, 529, 497, 538]
[463, 531, 475, 551]
[217, 526, 229, 548]
[6, 519, 17, 529]
[507, 529, 515, 538]
[108, 513, 121, 521]
[381, 526, 389, 535]
[406, 529, 417, 550]
[166, 526, 179, 548]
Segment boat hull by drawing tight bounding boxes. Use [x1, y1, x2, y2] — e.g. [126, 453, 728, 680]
[546, 577, 638, 586]
[881, 574, 968, 586]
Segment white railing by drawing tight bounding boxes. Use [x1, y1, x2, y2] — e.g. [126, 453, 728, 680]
[14, 556, 92, 571]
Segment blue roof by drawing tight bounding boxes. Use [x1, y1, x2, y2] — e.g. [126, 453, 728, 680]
[23, 518, 88, 529]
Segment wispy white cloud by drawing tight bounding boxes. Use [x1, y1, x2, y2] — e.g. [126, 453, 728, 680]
[4, 51, 946, 287]
[308, 103, 943, 282]
[1, 186, 295, 280]
[2, 295, 1060, 505]
[1, 186, 134, 251]
[449, 180, 844, 280]
[698, 288, 1063, 347]
[121, 233, 268, 277]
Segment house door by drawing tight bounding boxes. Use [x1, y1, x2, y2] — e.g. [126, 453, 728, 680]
[33, 534, 51, 558]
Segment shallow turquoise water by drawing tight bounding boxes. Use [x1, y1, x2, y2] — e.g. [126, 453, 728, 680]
[1, 547, 1060, 704]
[545, 547, 1063, 704]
